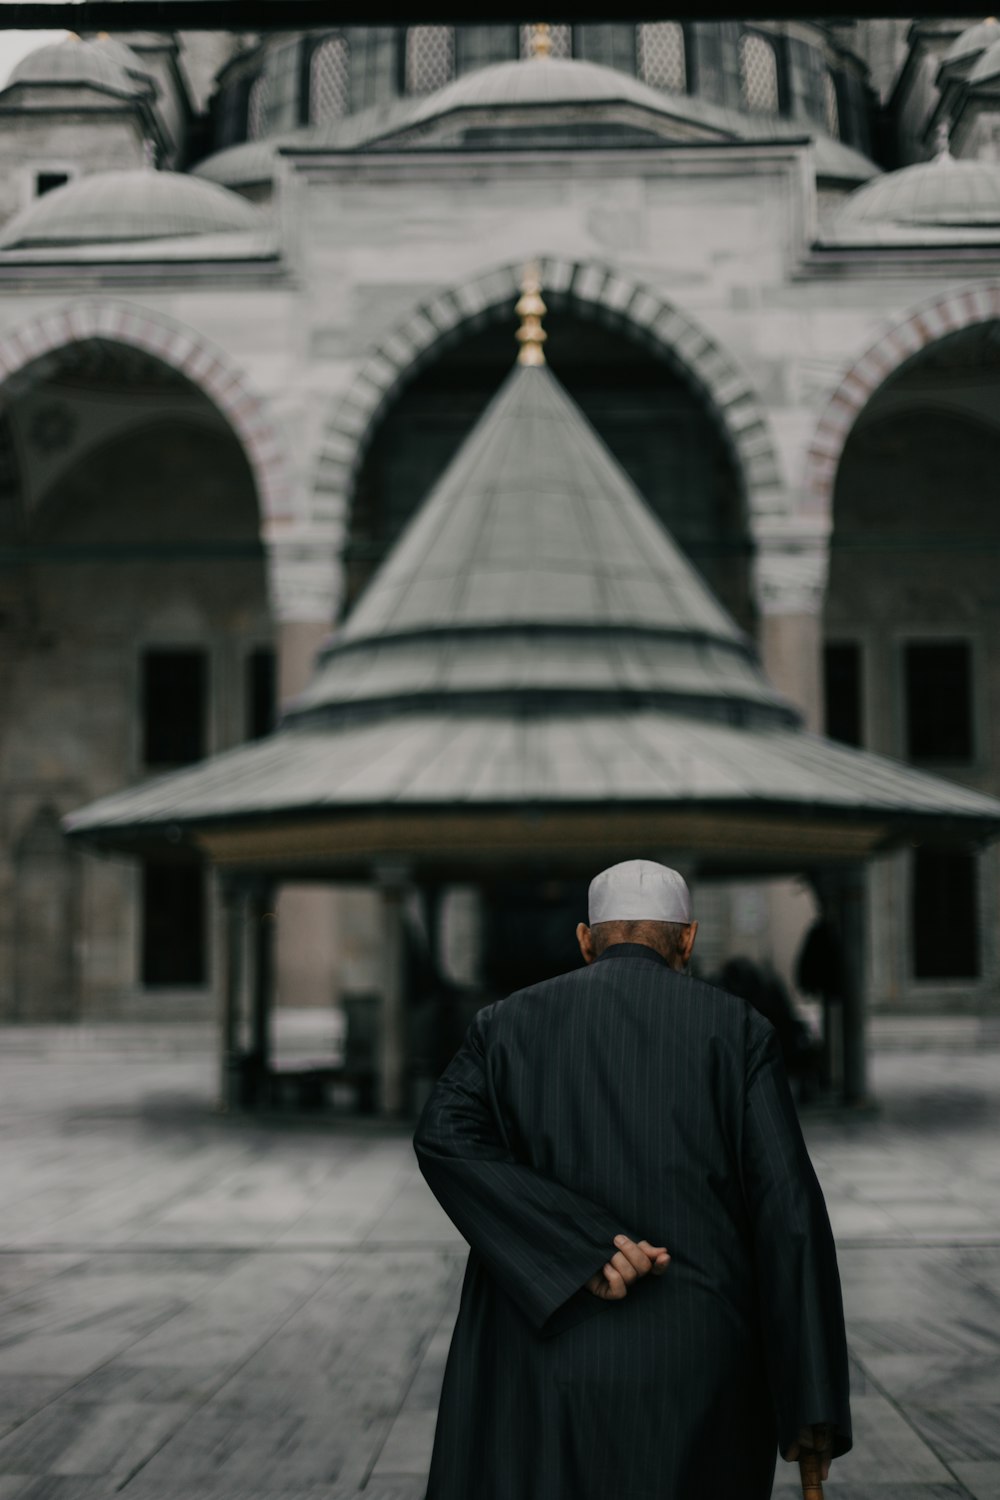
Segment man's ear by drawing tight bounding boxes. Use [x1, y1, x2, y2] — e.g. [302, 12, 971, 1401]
[681, 921, 698, 966]
[577, 922, 596, 965]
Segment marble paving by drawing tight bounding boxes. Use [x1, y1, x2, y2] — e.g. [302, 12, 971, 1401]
[1, 1030, 1000, 1498]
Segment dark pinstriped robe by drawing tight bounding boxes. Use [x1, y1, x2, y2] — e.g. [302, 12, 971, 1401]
[413, 942, 852, 1500]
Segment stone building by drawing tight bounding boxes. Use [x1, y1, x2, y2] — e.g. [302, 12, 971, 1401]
[2, 19, 1000, 1024]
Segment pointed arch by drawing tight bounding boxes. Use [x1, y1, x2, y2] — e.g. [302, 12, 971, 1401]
[0, 298, 292, 529]
[805, 282, 1000, 523]
[311, 258, 786, 539]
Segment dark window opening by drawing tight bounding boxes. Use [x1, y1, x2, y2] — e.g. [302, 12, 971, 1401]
[903, 640, 973, 762]
[911, 848, 979, 980]
[142, 862, 207, 987]
[247, 647, 277, 740]
[142, 649, 207, 767]
[823, 641, 863, 747]
[36, 171, 70, 197]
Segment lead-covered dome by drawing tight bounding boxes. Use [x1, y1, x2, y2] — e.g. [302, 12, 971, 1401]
[0, 169, 262, 249]
[5, 36, 142, 98]
[406, 54, 688, 124]
[835, 151, 1000, 229]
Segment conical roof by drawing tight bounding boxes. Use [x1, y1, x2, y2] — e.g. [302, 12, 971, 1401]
[289, 362, 788, 728]
[65, 346, 1000, 875]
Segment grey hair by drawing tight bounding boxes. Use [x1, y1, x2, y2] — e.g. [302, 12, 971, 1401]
[590, 919, 692, 965]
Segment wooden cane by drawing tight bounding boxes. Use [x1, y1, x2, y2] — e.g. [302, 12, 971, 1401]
[799, 1451, 824, 1499]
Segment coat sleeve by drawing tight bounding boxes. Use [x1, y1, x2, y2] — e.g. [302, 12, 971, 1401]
[742, 1023, 853, 1461]
[413, 1006, 635, 1338]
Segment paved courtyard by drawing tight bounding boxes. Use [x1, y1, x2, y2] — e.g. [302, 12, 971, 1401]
[1, 1018, 1000, 1500]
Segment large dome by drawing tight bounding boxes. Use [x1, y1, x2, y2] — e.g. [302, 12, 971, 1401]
[0, 169, 262, 250]
[835, 151, 1000, 229]
[406, 55, 689, 124]
[5, 36, 142, 97]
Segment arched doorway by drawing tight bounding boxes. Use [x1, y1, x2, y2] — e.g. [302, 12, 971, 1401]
[344, 307, 753, 630]
[0, 336, 273, 1019]
[825, 322, 1000, 1010]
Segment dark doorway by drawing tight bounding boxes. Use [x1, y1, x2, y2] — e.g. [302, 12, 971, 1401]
[911, 848, 979, 981]
[142, 861, 207, 987]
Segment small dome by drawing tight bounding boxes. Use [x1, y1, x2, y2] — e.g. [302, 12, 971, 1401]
[0, 169, 262, 250]
[944, 18, 1000, 66]
[969, 35, 1000, 84]
[835, 151, 1000, 228]
[5, 36, 141, 98]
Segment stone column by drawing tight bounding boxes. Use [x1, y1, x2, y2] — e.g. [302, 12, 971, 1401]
[215, 874, 245, 1114]
[375, 860, 411, 1118]
[266, 526, 344, 1012]
[813, 864, 871, 1107]
[837, 863, 870, 1107]
[753, 519, 831, 1000]
[752, 517, 831, 733]
[247, 879, 277, 1108]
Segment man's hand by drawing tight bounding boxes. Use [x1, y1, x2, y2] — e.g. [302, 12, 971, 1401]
[585, 1235, 671, 1300]
[783, 1423, 834, 1481]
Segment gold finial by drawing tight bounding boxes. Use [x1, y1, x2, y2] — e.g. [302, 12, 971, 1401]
[516, 262, 547, 366]
[529, 23, 553, 59]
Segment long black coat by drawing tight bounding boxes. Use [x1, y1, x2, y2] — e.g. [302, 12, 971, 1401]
[413, 942, 852, 1500]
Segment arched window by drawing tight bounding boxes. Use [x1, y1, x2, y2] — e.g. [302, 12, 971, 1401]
[739, 31, 779, 114]
[519, 23, 572, 59]
[246, 72, 270, 140]
[405, 26, 455, 94]
[310, 35, 350, 123]
[637, 22, 686, 93]
[822, 70, 840, 138]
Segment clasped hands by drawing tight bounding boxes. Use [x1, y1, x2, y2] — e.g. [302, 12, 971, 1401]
[585, 1234, 671, 1301]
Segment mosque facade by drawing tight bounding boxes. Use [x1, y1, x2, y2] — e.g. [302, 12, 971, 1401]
[2, 19, 1000, 1024]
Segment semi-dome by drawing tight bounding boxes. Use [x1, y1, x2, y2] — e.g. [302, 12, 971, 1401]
[968, 35, 1000, 84]
[835, 151, 1000, 228]
[944, 18, 1000, 67]
[0, 169, 262, 250]
[5, 36, 142, 98]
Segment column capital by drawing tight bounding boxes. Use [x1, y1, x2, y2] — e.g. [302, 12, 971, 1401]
[752, 517, 832, 619]
[264, 523, 344, 626]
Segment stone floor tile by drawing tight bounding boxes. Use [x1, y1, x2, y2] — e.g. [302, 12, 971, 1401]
[0, 1401, 188, 1480]
[951, 1460, 1000, 1499]
[369, 1412, 437, 1477]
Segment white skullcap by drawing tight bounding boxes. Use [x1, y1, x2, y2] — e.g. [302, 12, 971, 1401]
[588, 859, 693, 926]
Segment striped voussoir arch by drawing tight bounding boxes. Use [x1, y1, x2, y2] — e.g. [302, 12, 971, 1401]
[0, 298, 292, 528]
[312, 257, 786, 533]
[804, 282, 1000, 520]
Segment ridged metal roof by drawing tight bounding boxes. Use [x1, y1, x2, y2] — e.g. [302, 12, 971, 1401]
[64, 712, 1000, 833]
[64, 358, 1000, 865]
